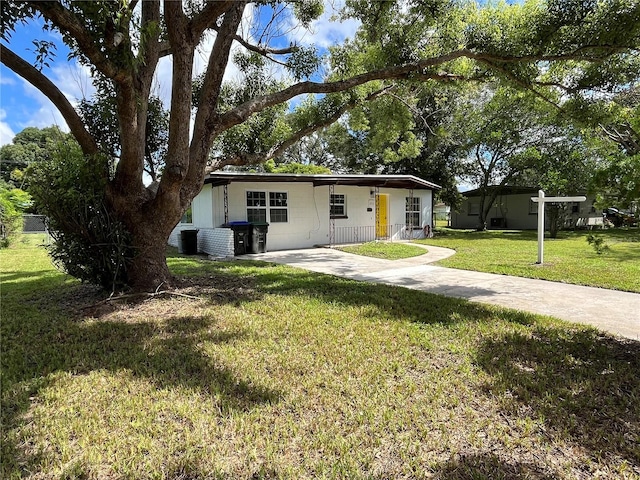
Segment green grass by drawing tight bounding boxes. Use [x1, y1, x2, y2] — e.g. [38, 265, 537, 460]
[337, 241, 427, 260]
[419, 228, 640, 293]
[2, 235, 639, 478]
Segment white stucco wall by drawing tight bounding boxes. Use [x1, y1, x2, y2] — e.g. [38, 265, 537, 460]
[176, 181, 434, 251]
[192, 184, 214, 228]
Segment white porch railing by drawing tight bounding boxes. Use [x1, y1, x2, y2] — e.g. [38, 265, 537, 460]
[332, 224, 430, 245]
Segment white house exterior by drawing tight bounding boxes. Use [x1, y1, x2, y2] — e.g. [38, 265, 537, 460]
[169, 172, 440, 256]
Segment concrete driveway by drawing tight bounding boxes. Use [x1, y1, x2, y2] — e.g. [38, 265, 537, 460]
[239, 246, 640, 340]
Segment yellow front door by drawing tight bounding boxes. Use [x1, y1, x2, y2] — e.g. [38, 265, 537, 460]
[376, 194, 389, 238]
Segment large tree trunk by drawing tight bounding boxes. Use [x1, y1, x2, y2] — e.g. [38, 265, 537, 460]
[108, 180, 185, 292]
[127, 217, 177, 291]
[547, 204, 563, 239]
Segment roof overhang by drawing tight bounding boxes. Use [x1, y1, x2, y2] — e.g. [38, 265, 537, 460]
[462, 186, 539, 197]
[204, 172, 441, 190]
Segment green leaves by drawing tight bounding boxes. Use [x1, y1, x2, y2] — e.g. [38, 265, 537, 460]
[28, 39, 57, 71]
[292, 0, 324, 27]
[285, 45, 320, 80]
[28, 142, 133, 289]
[0, 126, 72, 188]
[0, 181, 32, 247]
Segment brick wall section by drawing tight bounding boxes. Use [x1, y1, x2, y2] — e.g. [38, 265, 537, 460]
[169, 227, 234, 257]
[198, 228, 234, 257]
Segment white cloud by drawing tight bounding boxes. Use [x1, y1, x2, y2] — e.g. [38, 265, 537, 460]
[0, 75, 16, 86]
[285, 1, 360, 49]
[16, 60, 95, 133]
[0, 109, 16, 146]
[50, 62, 96, 103]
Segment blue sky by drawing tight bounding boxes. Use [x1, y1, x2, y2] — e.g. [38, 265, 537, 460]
[0, 2, 358, 147]
[0, 18, 85, 145]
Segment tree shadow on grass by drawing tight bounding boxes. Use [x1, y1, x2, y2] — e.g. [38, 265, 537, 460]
[1, 277, 281, 477]
[225, 261, 540, 327]
[429, 452, 557, 480]
[476, 327, 640, 469]
[431, 230, 538, 242]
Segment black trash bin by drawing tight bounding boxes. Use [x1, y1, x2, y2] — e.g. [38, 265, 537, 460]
[249, 222, 269, 253]
[224, 221, 251, 255]
[180, 229, 199, 255]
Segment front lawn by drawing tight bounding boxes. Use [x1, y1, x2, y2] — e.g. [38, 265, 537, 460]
[337, 241, 427, 260]
[419, 228, 640, 292]
[2, 236, 639, 478]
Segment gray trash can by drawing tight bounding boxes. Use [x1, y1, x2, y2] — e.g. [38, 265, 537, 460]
[249, 222, 269, 253]
[180, 229, 199, 255]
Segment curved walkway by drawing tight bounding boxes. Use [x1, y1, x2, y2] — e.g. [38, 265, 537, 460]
[240, 246, 640, 340]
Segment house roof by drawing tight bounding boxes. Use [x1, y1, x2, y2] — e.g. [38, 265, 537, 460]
[204, 172, 441, 190]
[461, 186, 539, 197]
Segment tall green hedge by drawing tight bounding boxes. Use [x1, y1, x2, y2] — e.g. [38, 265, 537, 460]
[28, 142, 133, 291]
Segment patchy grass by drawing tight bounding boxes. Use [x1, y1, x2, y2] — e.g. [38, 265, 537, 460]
[2, 235, 639, 479]
[337, 241, 427, 260]
[419, 228, 640, 293]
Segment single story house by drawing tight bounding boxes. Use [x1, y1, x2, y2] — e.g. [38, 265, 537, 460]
[169, 172, 440, 256]
[451, 186, 601, 230]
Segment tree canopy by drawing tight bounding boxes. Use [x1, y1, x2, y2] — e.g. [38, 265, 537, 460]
[0, 126, 71, 186]
[1, 0, 639, 290]
[564, 83, 640, 209]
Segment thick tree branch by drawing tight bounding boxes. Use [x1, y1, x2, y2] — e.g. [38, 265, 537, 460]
[161, 0, 194, 192]
[187, 1, 247, 188]
[475, 57, 563, 111]
[219, 47, 618, 131]
[190, 1, 236, 41]
[30, 1, 127, 82]
[158, 40, 172, 58]
[268, 87, 396, 160]
[0, 44, 98, 155]
[110, 2, 161, 197]
[233, 34, 298, 56]
[137, 0, 161, 90]
[217, 50, 474, 130]
[601, 123, 640, 155]
[213, 86, 395, 169]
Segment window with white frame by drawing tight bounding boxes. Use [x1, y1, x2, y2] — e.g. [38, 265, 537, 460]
[269, 191, 288, 223]
[405, 197, 421, 227]
[246, 191, 267, 222]
[180, 204, 193, 223]
[529, 199, 538, 215]
[330, 194, 347, 218]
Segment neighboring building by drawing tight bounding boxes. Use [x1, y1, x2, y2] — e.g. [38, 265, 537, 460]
[169, 172, 440, 256]
[433, 202, 451, 226]
[451, 186, 601, 230]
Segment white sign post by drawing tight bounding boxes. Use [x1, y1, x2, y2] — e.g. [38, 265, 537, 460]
[531, 190, 586, 264]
